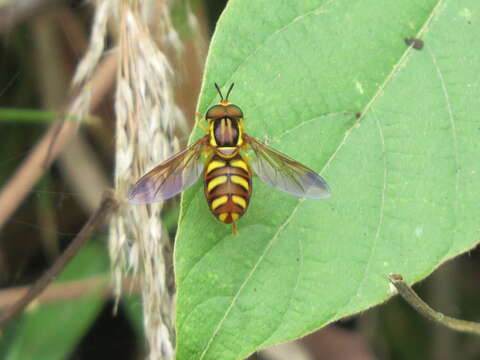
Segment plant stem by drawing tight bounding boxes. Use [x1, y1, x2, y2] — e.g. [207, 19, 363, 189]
[0, 0, 63, 33]
[0, 108, 57, 123]
[0, 51, 117, 229]
[0, 189, 117, 328]
[388, 274, 480, 336]
[0, 275, 141, 310]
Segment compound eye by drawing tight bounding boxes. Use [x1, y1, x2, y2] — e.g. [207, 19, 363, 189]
[206, 105, 226, 120]
[226, 105, 243, 118]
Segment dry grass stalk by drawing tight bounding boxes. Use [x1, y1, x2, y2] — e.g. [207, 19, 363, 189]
[0, 275, 141, 310]
[68, 0, 113, 122]
[109, 1, 183, 358]
[187, 8, 208, 68]
[72, 0, 112, 87]
[0, 0, 115, 228]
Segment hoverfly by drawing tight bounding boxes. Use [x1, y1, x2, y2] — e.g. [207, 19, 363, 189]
[128, 84, 330, 235]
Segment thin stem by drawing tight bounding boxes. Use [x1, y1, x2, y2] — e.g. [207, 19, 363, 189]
[0, 189, 117, 329]
[0, 51, 117, 229]
[388, 274, 480, 336]
[0, 108, 57, 123]
[0, 0, 63, 33]
[0, 275, 141, 310]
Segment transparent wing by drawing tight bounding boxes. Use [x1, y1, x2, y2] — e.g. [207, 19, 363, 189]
[245, 135, 331, 199]
[128, 137, 208, 204]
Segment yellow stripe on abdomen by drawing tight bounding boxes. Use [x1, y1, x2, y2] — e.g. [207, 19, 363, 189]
[211, 195, 228, 210]
[231, 175, 249, 191]
[217, 212, 240, 223]
[206, 160, 226, 175]
[207, 176, 228, 192]
[230, 159, 249, 173]
[232, 195, 247, 209]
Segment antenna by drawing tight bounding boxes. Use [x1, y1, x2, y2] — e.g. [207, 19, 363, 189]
[214, 83, 224, 101]
[225, 83, 235, 101]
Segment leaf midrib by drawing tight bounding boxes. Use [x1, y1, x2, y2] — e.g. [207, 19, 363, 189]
[198, 199, 305, 360]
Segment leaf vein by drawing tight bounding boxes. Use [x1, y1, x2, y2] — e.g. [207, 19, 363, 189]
[343, 109, 387, 310]
[426, 43, 459, 258]
[260, 220, 304, 347]
[204, 0, 338, 110]
[320, 0, 445, 173]
[198, 199, 304, 360]
[272, 112, 350, 143]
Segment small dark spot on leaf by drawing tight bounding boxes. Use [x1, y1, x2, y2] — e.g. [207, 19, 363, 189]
[355, 112, 361, 119]
[404, 37, 424, 50]
[296, 258, 300, 262]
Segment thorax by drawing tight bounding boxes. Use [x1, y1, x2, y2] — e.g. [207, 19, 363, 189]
[209, 117, 244, 157]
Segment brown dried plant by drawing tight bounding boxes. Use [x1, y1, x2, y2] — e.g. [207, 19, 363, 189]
[0, 1, 195, 357]
[109, 1, 185, 359]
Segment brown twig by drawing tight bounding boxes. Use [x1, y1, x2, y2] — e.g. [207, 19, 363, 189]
[0, 51, 117, 230]
[0, 120, 78, 231]
[388, 274, 480, 336]
[0, 189, 117, 329]
[0, 275, 141, 310]
[0, 0, 65, 33]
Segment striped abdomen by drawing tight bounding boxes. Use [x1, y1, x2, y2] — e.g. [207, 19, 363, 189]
[204, 154, 252, 224]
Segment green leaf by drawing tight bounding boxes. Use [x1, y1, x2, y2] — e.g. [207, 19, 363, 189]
[0, 108, 57, 123]
[175, 0, 480, 359]
[1, 242, 110, 360]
